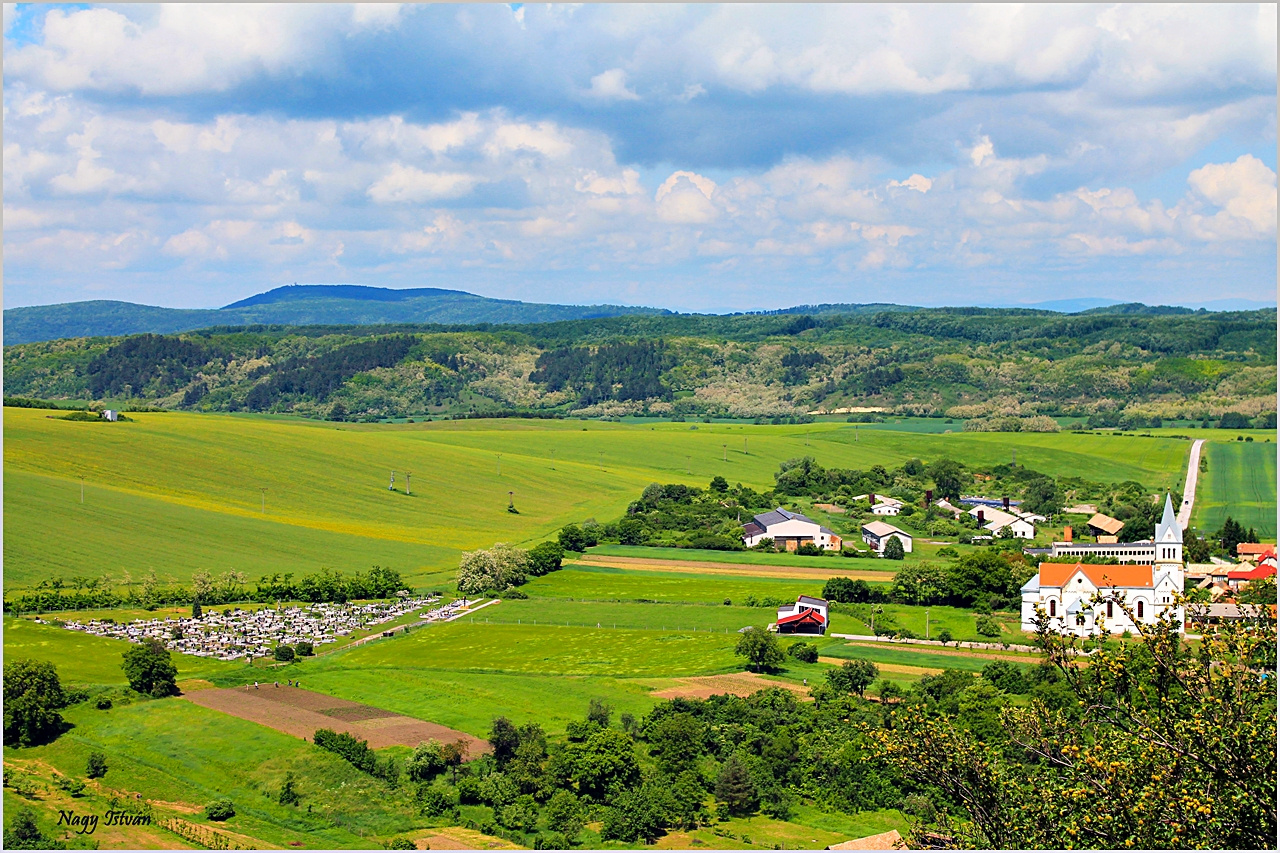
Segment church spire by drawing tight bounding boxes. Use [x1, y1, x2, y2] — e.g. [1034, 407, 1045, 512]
[1156, 493, 1181, 544]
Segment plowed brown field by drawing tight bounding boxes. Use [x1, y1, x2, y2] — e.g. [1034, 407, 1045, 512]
[183, 686, 489, 753]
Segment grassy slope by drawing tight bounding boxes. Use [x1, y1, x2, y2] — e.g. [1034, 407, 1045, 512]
[1192, 439, 1278, 537]
[524, 565, 832, 603]
[5, 409, 1200, 593]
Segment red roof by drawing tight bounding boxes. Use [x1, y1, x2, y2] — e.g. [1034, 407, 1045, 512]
[777, 609, 827, 626]
[1227, 564, 1277, 581]
[1237, 543, 1277, 557]
[1039, 562, 1153, 589]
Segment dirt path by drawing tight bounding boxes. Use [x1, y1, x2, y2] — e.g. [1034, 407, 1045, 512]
[645, 671, 814, 700]
[1178, 439, 1206, 529]
[818, 656, 943, 676]
[573, 555, 894, 581]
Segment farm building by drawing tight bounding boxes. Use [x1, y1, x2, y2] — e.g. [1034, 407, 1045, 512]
[852, 493, 904, 516]
[1021, 496, 1184, 636]
[861, 521, 913, 554]
[967, 505, 1042, 539]
[1086, 512, 1125, 539]
[775, 595, 829, 635]
[742, 508, 842, 551]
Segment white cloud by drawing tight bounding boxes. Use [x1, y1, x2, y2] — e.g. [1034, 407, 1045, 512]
[1186, 154, 1277, 236]
[367, 165, 477, 203]
[585, 68, 640, 101]
[890, 174, 933, 193]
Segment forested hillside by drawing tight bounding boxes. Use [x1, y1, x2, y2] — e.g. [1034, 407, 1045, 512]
[4, 308, 1275, 425]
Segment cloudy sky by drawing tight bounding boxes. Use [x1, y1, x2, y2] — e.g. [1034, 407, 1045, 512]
[3, 3, 1276, 312]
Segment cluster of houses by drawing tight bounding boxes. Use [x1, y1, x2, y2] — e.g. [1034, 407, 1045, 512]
[56, 595, 457, 661]
[1186, 542, 1277, 602]
[742, 507, 913, 555]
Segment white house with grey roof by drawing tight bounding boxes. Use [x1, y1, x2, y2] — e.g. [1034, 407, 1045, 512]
[742, 508, 842, 551]
[861, 521, 913, 554]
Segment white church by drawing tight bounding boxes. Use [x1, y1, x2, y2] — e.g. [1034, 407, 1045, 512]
[1020, 495, 1185, 636]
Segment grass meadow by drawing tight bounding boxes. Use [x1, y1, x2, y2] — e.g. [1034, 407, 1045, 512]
[1193, 438, 1277, 537]
[4, 408, 1211, 593]
[524, 565, 833, 603]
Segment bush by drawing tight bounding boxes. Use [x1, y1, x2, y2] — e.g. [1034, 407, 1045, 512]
[95, 696, 113, 710]
[204, 799, 235, 821]
[386, 838, 416, 850]
[883, 537, 906, 560]
[274, 645, 296, 662]
[527, 541, 565, 576]
[85, 751, 108, 779]
[787, 642, 819, 663]
[975, 615, 1002, 638]
[55, 775, 85, 797]
[418, 782, 456, 817]
[294, 641, 314, 657]
[121, 637, 178, 697]
[278, 772, 301, 805]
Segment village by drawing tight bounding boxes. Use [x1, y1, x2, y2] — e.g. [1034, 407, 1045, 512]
[49, 595, 480, 661]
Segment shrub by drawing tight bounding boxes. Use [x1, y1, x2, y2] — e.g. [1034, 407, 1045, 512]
[55, 775, 85, 797]
[274, 645, 296, 662]
[278, 772, 300, 806]
[787, 642, 819, 663]
[85, 751, 108, 779]
[883, 537, 906, 560]
[204, 799, 235, 821]
[386, 838, 416, 850]
[121, 637, 178, 697]
[95, 696, 113, 710]
[418, 782, 456, 817]
[975, 615, 1002, 638]
[294, 641, 314, 657]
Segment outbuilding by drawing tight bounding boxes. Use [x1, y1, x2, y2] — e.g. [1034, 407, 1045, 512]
[861, 521, 913, 554]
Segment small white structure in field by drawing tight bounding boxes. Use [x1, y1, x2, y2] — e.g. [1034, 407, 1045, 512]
[853, 493, 903, 516]
[968, 505, 1040, 539]
[861, 521, 913, 554]
[102, 410, 119, 422]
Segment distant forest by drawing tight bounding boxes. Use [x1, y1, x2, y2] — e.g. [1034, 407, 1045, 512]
[4, 308, 1275, 423]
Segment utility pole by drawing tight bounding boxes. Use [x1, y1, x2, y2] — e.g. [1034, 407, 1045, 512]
[744, 438, 748, 455]
[508, 490, 515, 511]
[598, 451, 603, 471]
[80, 477, 84, 504]
[550, 449, 555, 470]
[925, 606, 930, 640]
[497, 453, 501, 476]
[389, 470, 395, 491]
[722, 443, 727, 462]
[686, 455, 691, 475]
[405, 471, 412, 496]
[260, 487, 268, 514]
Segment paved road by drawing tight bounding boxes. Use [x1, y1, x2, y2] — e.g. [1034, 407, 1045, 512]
[1177, 439, 1206, 529]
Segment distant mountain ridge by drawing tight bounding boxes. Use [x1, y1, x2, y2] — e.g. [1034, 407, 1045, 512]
[3, 285, 671, 345]
[4, 284, 1274, 345]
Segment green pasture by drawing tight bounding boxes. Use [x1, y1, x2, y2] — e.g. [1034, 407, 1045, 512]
[1193, 439, 1277, 538]
[5, 699, 423, 848]
[5, 409, 1206, 595]
[832, 603, 1021, 643]
[585, 543, 907, 572]
[524, 565, 835, 604]
[2, 616, 237, 686]
[822, 642, 1008, 673]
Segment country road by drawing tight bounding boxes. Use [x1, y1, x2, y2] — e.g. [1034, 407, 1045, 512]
[1177, 439, 1206, 529]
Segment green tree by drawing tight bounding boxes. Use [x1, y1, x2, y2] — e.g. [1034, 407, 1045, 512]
[573, 728, 640, 799]
[407, 739, 447, 782]
[85, 751, 108, 779]
[883, 536, 905, 560]
[890, 562, 949, 605]
[929, 459, 965, 500]
[294, 641, 314, 657]
[527, 541, 565, 576]
[558, 524, 589, 552]
[417, 782, 455, 817]
[877, 600, 1277, 849]
[947, 551, 1015, 607]
[121, 637, 179, 697]
[3, 809, 55, 850]
[3, 659, 66, 747]
[586, 697, 612, 728]
[709, 475, 729, 493]
[647, 712, 704, 776]
[489, 716, 521, 766]
[1021, 477, 1062, 516]
[386, 837, 416, 850]
[937, 628, 953, 645]
[544, 789, 584, 844]
[974, 615, 1001, 638]
[274, 644, 295, 662]
[714, 754, 758, 816]
[734, 627, 785, 672]
[981, 660, 1029, 694]
[828, 659, 879, 696]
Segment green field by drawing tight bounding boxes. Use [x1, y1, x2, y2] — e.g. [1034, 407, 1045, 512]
[822, 642, 1005, 673]
[525, 565, 833, 603]
[1193, 439, 1278, 538]
[5, 408, 1206, 593]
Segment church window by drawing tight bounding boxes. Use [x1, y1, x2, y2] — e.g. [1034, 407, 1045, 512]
[1137, 601, 1144, 619]
[1049, 600, 1056, 617]
[1106, 601, 1113, 618]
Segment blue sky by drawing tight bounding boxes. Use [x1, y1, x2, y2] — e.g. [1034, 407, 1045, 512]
[3, 3, 1276, 312]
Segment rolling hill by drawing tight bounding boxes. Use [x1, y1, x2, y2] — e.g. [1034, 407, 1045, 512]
[2, 284, 671, 345]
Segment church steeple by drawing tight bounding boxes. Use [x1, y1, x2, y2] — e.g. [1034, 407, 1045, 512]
[1154, 493, 1182, 565]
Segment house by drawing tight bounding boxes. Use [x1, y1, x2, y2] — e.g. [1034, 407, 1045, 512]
[742, 508, 842, 551]
[827, 829, 905, 850]
[853, 494, 904, 516]
[861, 521, 913, 554]
[933, 498, 964, 519]
[1226, 562, 1277, 591]
[1237, 543, 1277, 562]
[101, 410, 119, 422]
[1021, 495, 1184, 636]
[1086, 513, 1125, 539]
[967, 505, 1039, 539]
[775, 595, 829, 635]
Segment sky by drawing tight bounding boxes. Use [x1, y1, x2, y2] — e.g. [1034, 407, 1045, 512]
[3, 3, 1277, 312]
